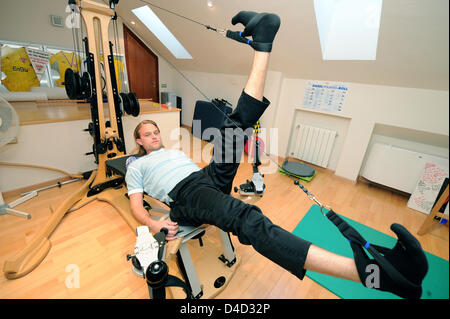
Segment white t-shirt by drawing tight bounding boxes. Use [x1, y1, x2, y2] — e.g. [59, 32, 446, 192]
[125, 148, 201, 204]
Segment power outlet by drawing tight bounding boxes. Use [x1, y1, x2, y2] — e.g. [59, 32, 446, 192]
[50, 15, 64, 27]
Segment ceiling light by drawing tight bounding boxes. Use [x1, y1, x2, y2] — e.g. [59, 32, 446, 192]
[132, 5, 193, 59]
[207, 1, 214, 8]
[314, 0, 383, 60]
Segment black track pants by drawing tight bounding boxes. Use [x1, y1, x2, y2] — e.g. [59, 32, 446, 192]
[168, 91, 312, 279]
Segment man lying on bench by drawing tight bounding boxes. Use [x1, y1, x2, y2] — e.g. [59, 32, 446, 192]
[124, 11, 428, 299]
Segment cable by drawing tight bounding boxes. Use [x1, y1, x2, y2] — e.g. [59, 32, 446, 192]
[69, 3, 83, 73]
[138, 0, 212, 29]
[129, 2, 301, 186]
[112, 15, 125, 92]
[135, 1, 225, 102]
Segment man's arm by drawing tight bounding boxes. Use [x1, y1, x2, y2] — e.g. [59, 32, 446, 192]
[129, 192, 178, 240]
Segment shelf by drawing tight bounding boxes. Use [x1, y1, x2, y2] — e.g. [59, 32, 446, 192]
[12, 99, 180, 126]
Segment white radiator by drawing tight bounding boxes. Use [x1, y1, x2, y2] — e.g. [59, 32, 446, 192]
[361, 143, 449, 194]
[290, 124, 337, 168]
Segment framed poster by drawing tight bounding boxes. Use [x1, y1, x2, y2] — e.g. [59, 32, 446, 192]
[302, 80, 348, 114]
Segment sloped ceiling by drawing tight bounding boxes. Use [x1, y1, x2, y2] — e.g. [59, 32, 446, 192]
[114, 0, 449, 90]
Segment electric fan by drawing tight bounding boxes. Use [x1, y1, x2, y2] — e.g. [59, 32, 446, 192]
[0, 94, 35, 219]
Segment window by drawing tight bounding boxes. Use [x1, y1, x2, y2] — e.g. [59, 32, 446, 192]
[132, 5, 193, 59]
[314, 0, 383, 60]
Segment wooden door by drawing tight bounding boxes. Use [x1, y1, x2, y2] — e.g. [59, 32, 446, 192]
[123, 24, 159, 102]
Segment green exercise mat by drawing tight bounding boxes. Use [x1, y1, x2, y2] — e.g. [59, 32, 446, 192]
[279, 168, 316, 182]
[292, 205, 449, 299]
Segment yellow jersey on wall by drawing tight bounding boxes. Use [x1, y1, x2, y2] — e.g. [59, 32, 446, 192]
[100, 55, 125, 92]
[1, 46, 40, 92]
[49, 51, 81, 87]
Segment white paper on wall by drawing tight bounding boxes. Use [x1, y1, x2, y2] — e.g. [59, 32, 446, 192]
[407, 162, 449, 214]
[302, 80, 348, 114]
[25, 48, 52, 80]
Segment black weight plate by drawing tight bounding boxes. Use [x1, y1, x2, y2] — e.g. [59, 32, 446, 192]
[87, 122, 94, 137]
[64, 68, 78, 100]
[73, 72, 83, 99]
[128, 92, 140, 117]
[80, 72, 91, 99]
[120, 92, 131, 115]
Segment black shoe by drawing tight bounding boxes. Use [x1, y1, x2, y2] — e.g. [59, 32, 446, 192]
[229, 11, 281, 52]
[355, 223, 429, 299]
[326, 210, 429, 299]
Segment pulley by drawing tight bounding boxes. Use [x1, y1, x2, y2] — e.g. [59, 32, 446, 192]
[119, 92, 140, 117]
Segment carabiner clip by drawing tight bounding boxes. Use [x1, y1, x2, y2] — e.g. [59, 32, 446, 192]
[206, 25, 227, 37]
[308, 194, 330, 216]
[319, 204, 331, 216]
[216, 28, 227, 37]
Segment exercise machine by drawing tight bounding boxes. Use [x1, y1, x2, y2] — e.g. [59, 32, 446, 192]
[234, 121, 265, 197]
[3, 0, 239, 299]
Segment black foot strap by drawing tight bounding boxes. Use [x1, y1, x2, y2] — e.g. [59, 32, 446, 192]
[326, 210, 429, 299]
[227, 11, 281, 52]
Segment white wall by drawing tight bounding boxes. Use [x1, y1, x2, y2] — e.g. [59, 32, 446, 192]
[0, 0, 126, 54]
[0, 0, 179, 99]
[275, 78, 449, 181]
[173, 70, 282, 121]
[0, 111, 180, 192]
[167, 69, 448, 185]
[1, 0, 448, 187]
[0, 0, 186, 192]
[170, 69, 284, 159]
[174, 70, 247, 126]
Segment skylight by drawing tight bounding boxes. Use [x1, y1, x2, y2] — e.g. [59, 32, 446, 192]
[314, 0, 383, 60]
[132, 5, 193, 59]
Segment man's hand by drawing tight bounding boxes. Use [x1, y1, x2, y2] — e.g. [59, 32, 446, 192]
[129, 193, 179, 240]
[150, 219, 178, 241]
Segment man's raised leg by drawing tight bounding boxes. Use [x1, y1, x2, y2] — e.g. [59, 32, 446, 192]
[221, 15, 363, 283]
[244, 51, 270, 102]
[202, 48, 272, 194]
[227, 12, 428, 299]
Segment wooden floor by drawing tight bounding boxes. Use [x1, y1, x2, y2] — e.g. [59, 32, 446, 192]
[1, 136, 448, 299]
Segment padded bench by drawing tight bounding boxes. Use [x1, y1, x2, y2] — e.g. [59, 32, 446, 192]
[105, 154, 239, 298]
